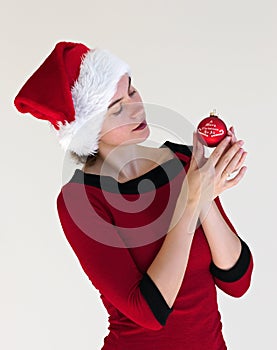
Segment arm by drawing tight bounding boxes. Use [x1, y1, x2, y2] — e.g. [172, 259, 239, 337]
[146, 193, 201, 308]
[56, 181, 200, 330]
[199, 195, 254, 297]
[56, 187, 165, 331]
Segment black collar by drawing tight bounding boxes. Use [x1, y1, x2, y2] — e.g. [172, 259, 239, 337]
[68, 141, 191, 194]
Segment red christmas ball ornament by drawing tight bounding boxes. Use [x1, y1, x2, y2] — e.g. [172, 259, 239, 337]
[197, 110, 228, 147]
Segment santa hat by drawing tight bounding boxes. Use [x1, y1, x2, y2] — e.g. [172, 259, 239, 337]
[14, 41, 132, 156]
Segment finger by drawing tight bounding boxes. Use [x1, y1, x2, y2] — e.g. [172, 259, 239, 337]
[233, 151, 248, 172]
[216, 140, 244, 174]
[208, 135, 232, 167]
[196, 132, 205, 162]
[221, 147, 244, 179]
[227, 126, 237, 144]
[193, 131, 205, 168]
[190, 132, 198, 169]
[231, 131, 237, 144]
[224, 166, 247, 189]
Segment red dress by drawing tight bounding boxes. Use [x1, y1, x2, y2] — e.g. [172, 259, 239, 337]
[56, 140, 254, 349]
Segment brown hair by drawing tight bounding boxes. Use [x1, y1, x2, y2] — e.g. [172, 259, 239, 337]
[69, 150, 99, 167]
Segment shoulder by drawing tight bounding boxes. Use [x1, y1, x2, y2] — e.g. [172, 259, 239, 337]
[163, 140, 192, 158]
[56, 179, 113, 223]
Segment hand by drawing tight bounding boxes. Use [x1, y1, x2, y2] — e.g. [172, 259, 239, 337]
[194, 125, 248, 175]
[192, 125, 248, 181]
[225, 126, 248, 175]
[184, 130, 248, 205]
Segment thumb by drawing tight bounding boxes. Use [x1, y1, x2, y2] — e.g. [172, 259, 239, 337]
[190, 131, 200, 169]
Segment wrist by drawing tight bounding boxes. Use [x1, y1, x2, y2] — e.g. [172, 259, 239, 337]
[199, 200, 214, 222]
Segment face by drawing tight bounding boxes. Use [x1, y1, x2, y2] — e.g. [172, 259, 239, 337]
[98, 73, 149, 148]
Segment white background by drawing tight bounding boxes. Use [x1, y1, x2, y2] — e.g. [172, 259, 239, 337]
[1, 0, 276, 349]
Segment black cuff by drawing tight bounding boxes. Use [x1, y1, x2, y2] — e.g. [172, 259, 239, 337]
[139, 272, 173, 326]
[209, 237, 251, 282]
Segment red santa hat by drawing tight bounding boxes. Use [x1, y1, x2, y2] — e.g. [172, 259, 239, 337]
[14, 41, 132, 156]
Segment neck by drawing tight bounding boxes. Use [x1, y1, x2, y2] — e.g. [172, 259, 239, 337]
[96, 142, 168, 181]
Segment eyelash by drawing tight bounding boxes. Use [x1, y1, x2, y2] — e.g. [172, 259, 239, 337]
[113, 90, 137, 115]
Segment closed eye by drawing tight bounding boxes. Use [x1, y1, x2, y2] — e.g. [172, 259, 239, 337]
[113, 90, 137, 115]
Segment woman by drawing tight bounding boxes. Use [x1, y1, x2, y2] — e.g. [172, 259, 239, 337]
[14, 41, 253, 349]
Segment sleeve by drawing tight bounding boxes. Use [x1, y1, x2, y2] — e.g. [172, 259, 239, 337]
[56, 186, 173, 330]
[209, 195, 254, 298]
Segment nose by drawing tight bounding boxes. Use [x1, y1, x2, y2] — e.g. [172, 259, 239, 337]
[127, 100, 144, 115]
[130, 109, 144, 119]
[122, 101, 143, 120]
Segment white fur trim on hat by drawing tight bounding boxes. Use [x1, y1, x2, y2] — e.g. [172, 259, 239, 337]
[50, 48, 131, 157]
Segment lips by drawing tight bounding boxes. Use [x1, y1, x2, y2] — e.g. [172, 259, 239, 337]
[133, 119, 147, 130]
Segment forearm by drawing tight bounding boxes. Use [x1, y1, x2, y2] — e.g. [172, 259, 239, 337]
[199, 200, 242, 270]
[147, 198, 201, 308]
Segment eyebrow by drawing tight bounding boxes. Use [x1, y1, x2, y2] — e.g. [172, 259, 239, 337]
[108, 76, 131, 109]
